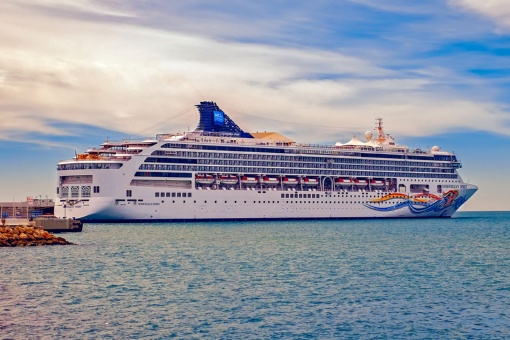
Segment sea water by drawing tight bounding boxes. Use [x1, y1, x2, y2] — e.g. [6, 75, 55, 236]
[1, 211, 509, 339]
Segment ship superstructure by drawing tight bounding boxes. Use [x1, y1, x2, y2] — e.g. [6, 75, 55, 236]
[54, 101, 477, 221]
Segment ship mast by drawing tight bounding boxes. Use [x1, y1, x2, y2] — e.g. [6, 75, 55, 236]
[375, 117, 386, 143]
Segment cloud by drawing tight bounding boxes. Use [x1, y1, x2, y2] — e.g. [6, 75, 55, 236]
[449, 0, 510, 29]
[18, 0, 135, 18]
[0, 0, 509, 152]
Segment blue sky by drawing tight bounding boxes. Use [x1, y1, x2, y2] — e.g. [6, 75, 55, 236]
[0, 0, 509, 210]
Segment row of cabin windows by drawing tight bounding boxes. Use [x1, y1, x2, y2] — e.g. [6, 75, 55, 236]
[156, 149, 457, 166]
[162, 200, 395, 205]
[136, 168, 458, 179]
[160, 143, 457, 162]
[155, 192, 192, 198]
[145, 156, 456, 169]
[58, 184, 447, 199]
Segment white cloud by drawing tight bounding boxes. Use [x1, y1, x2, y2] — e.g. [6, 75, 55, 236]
[449, 0, 510, 28]
[18, 0, 135, 18]
[0, 0, 509, 151]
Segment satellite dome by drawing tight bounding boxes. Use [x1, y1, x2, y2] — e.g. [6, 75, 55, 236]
[431, 146, 440, 152]
[364, 131, 373, 141]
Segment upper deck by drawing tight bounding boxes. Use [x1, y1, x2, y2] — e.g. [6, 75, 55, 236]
[58, 101, 459, 167]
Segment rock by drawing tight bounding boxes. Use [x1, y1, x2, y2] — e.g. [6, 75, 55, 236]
[33, 231, 45, 240]
[0, 225, 74, 247]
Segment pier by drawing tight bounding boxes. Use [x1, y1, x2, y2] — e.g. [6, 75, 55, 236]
[0, 198, 82, 232]
[0, 198, 54, 219]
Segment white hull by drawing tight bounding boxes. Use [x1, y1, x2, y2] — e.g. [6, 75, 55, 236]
[54, 184, 478, 222]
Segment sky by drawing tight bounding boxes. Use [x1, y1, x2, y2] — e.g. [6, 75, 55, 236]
[0, 0, 509, 210]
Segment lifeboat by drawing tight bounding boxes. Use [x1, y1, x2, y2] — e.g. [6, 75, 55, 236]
[241, 176, 258, 185]
[302, 177, 318, 186]
[219, 175, 238, 185]
[282, 177, 299, 185]
[195, 174, 215, 185]
[335, 178, 353, 186]
[261, 176, 279, 185]
[370, 179, 385, 187]
[353, 179, 368, 186]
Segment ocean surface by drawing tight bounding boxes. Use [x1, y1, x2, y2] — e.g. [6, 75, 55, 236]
[1, 211, 509, 339]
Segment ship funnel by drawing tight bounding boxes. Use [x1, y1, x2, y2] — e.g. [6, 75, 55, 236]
[195, 101, 253, 138]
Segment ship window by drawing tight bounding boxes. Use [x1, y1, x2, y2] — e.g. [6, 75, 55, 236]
[172, 193, 176, 197]
[57, 187, 60, 194]
[160, 192, 164, 197]
[177, 193, 182, 197]
[126, 190, 132, 197]
[188, 193, 192, 197]
[166, 193, 170, 197]
[71, 186, 79, 198]
[437, 185, 442, 193]
[93, 186, 100, 194]
[81, 186, 91, 198]
[155, 192, 159, 197]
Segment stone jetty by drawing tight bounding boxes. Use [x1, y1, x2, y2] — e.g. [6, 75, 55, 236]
[0, 226, 74, 247]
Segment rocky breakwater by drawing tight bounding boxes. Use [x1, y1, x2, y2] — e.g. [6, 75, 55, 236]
[0, 226, 74, 247]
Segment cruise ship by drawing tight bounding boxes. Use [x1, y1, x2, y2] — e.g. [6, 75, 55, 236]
[54, 101, 477, 221]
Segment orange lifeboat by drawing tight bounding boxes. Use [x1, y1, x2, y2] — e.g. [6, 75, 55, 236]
[302, 177, 318, 186]
[370, 179, 385, 187]
[353, 179, 368, 187]
[282, 177, 299, 185]
[195, 174, 215, 185]
[219, 175, 238, 185]
[261, 176, 279, 185]
[335, 178, 353, 186]
[241, 176, 258, 185]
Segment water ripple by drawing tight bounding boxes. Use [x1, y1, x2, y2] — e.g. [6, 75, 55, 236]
[1, 212, 510, 338]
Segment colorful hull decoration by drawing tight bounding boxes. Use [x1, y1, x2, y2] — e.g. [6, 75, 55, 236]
[363, 190, 466, 215]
